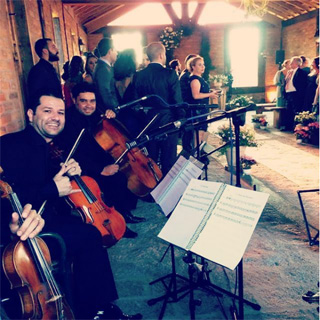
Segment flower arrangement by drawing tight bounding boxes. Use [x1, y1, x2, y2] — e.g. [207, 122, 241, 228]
[240, 155, 257, 169]
[294, 124, 310, 141]
[259, 117, 268, 127]
[209, 74, 229, 86]
[294, 111, 317, 126]
[294, 111, 319, 143]
[159, 26, 184, 50]
[294, 121, 319, 143]
[229, 95, 253, 107]
[251, 114, 266, 123]
[216, 124, 258, 154]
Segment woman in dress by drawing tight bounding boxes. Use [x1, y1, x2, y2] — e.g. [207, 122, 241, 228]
[187, 56, 219, 151]
[273, 59, 290, 107]
[113, 49, 146, 137]
[83, 53, 97, 83]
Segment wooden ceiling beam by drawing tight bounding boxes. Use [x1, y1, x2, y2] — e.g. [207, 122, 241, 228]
[190, 3, 205, 25]
[271, 1, 305, 16]
[162, 3, 180, 25]
[84, 4, 139, 33]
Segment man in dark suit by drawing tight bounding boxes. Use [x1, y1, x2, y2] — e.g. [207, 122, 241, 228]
[284, 56, 308, 130]
[27, 38, 63, 99]
[93, 38, 118, 112]
[133, 42, 184, 174]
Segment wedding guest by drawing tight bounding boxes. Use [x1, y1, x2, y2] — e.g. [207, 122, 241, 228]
[114, 49, 146, 136]
[169, 59, 181, 76]
[186, 55, 219, 151]
[83, 53, 98, 84]
[300, 55, 311, 74]
[273, 59, 290, 107]
[304, 56, 319, 112]
[93, 38, 118, 112]
[284, 56, 308, 130]
[63, 55, 84, 109]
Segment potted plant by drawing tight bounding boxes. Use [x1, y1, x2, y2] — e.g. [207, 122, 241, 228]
[209, 74, 229, 89]
[251, 114, 265, 128]
[259, 117, 268, 130]
[216, 124, 258, 168]
[228, 95, 253, 109]
[240, 155, 257, 175]
[294, 111, 318, 144]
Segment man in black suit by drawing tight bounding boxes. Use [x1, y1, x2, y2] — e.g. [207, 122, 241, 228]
[93, 38, 118, 112]
[133, 42, 184, 174]
[27, 38, 63, 99]
[284, 56, 308, 130]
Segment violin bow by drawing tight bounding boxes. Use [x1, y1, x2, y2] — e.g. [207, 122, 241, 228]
[63, 129, 86, 166]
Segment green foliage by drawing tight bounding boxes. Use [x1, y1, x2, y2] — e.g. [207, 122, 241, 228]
[209, 74, 229, 86]
[216, 124, 258, 154]
[294, 111, 317, 126]
[229, 95, 253, 107]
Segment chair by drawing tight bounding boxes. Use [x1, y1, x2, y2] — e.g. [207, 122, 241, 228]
[297, 189, 319, 246]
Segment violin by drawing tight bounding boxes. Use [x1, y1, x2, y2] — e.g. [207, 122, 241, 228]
[0, 180, 74, 320]
[49, 142, 126, 248]
[66, 175, 126, 247]
[93, 117, 163, 197]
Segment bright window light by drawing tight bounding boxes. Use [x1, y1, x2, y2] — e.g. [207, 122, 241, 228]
[188, 1, 198, 18]
[228, 26, 260, 87]
[109, 4, 172, 26]
[172, 2, 181, 19]
[198, 2, 260, 25]
[112, 32, 143, 64]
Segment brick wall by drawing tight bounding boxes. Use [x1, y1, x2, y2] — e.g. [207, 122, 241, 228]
[0, 1, 25, 136]
[264, 24, 281, 102]
[282, 16, 317, 60]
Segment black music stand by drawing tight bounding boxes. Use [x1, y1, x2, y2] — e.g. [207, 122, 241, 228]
[297, 189, 319, 246]
[126, 104, 261, 319]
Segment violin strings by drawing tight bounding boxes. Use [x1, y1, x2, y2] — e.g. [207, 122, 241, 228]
[10, 192, 62, 302]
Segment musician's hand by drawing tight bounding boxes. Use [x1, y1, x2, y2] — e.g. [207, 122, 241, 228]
[62, 158, 82, 177]
[100, 164, 119, 176]
[54, 164, 80, 196]
[105, 109, 116, 119]
[9, 204, 45, 241]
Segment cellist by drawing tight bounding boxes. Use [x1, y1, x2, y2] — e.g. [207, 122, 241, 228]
[54, 82, 146, 230]
[0, 90, 142, 320]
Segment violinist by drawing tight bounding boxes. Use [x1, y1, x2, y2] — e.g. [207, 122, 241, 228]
[55, 82, 146, 228]
[0, 90, 142, 320]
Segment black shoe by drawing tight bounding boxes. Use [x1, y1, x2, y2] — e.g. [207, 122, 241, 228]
[94, 303, 143, 320]
[124, 212, 146, 224]
[123, 227, 138, 239]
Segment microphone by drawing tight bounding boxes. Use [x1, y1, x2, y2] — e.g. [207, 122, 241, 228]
[116, 96, 149, 111]
[125, 118, 187, 149]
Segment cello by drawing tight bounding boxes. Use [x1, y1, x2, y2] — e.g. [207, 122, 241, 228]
[93, 117, 163, 197]
[0, 180, 74, 320]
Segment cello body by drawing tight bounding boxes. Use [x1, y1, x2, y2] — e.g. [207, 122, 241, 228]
[94, 118, 162, 197]
[2, 238, 74, 320]
[67, 175, 126, 247]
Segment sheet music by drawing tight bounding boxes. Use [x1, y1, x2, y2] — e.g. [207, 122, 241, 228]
[158, 179, 269, 270]
[151, 156, 203, 216]
[158, 179, 221, 249]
